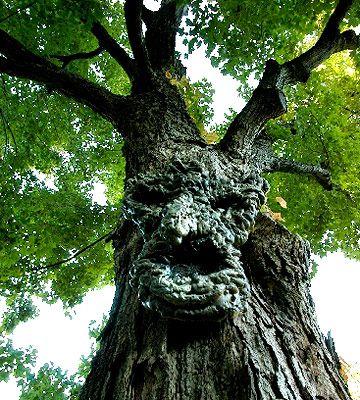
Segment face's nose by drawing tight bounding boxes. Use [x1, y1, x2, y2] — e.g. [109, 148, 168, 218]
[159, 192, 198, 245]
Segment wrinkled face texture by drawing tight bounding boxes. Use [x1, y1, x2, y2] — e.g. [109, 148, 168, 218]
[123, 160, 269, 320]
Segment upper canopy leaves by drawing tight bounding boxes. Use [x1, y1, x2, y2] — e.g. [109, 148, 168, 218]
[265, 52, 360, 259]
[185, 0, 359, 94]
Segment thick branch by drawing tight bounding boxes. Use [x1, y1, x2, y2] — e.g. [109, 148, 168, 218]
[91, 21, 137, 82]
[220, 0, 359, 155]
[124, 0, 153, 83]
[144, 0, 187, 72]
[321, 0, 353, 40]
[250, 131, 333, 190]
[50, 46, 103, 68]
[220, 60, 288, 154]
[141, 5, 154, 26]
[266, 157, 333, 190]
[0, 29, 124, 123]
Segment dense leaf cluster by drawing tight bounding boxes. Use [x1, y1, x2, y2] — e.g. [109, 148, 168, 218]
[266, 53, 360, 259]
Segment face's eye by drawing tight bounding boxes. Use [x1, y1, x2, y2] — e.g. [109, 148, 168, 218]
[212, 196, 243, 210]
[130, 188, 168, 207]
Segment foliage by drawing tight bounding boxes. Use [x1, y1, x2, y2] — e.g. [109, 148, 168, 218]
[184, 0, 359, 95]
[17, 362, 81, 400]
[0, 314, 107, 398]
[265, 52, 360, 259]
[0, 337, 36, 382]
[167, 71, 216, 141]
[0, 0, 129, 325]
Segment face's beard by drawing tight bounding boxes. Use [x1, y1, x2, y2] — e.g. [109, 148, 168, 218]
[123, 160, 268, 320]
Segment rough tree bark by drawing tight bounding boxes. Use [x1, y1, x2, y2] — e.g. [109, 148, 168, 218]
[80, 216, 348, 399]
[77, 86, 350, 399]
[1, 0, 358, 399]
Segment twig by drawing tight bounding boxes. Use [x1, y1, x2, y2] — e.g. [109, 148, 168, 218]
[0, 108, 17, 152]
[32, 231, 114, 272]
[0, 108, 9, 157]
[50, 47, 103, 68]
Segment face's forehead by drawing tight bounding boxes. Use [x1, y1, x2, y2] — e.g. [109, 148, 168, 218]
[126, 159, 266, 203]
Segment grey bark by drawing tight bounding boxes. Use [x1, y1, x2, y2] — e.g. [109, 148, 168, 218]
[78, 83, 350, 399]
[80, 214, 349, 399]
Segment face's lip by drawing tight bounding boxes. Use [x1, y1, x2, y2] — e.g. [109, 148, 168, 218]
[140, 288, 247, 320]
[132, 253, 250, 320]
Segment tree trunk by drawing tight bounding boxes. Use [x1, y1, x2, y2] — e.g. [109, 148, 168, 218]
[79, 85, 350, 400]
[80, 214, 349, 400]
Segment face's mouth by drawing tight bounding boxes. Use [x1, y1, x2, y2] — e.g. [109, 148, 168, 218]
[131, 239, 250, 320]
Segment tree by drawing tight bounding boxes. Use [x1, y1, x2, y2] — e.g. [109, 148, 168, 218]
[0, 0, 359, 398]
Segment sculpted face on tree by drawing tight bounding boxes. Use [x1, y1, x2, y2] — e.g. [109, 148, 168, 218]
[123, 160, 269, 320]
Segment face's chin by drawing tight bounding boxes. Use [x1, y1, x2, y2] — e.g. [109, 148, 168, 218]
[131, 245, 250, 320]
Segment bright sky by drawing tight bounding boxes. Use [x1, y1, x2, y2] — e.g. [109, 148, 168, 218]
[0, 287, 115, 398]
[1, 2, 360, 397]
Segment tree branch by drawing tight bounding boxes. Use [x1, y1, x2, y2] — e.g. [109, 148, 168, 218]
[31, 231, 113, 272]
[144, 0, 188, 72]
[249, 130, 333, 190]
[0, 29, 125, 124]
[266, 157, 333, 190]
[90, 21, 137, 82]
[50, 46, 103, 69]
[0, 108, 17, 152]
[124, 0, 153, 84]
[220, 0, 359, 155]
[141, 4, 154, 26]
[283, 0, 359, 85]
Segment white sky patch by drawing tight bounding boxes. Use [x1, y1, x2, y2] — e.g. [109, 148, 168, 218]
[32, 169, 58, 191]
[0, 286, 115, 399]
[182, 46, 245, 124]
[144, 0, 161, 11]
[91, 181, 108, 206]
[311, 252, 360, 365]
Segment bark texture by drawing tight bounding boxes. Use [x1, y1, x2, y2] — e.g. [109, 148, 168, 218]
[79, 84, 349, 399]
[80, 214, 349, 399]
